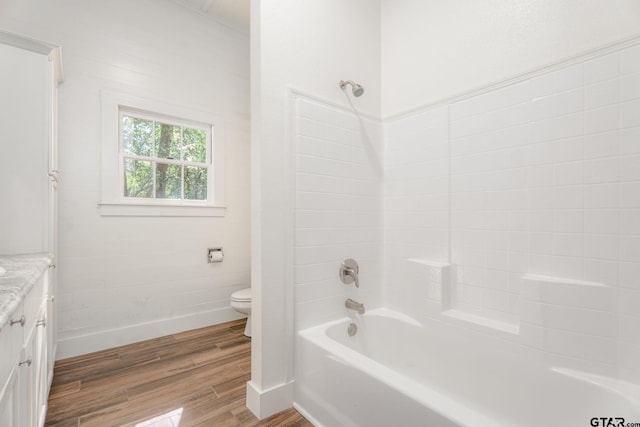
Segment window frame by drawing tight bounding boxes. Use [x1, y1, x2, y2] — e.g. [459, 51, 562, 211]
[100, 91, 226, 217]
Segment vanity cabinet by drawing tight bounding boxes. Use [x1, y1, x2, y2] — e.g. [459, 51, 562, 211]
[0, 271, 50, 427]
[0, 29, 62, 427]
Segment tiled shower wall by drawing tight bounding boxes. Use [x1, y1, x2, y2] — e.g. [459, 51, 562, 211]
[384, 107, 450, 312]
[294, 96, 382, 331]
[384, 42, 640, 381]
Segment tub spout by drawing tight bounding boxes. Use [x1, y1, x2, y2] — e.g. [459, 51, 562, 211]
[345, 298, 365, 315]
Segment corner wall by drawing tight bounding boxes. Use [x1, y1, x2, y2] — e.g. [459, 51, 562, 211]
[381, 2, 640, 384]
[250, 0, 381, 418]
[381, 0, 640, 118]
[0, 0, 251, 358]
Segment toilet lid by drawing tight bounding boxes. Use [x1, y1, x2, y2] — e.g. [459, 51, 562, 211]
[231, 288, 251, 302]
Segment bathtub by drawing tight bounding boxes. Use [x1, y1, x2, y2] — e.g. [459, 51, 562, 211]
[294, 308, 640, 427]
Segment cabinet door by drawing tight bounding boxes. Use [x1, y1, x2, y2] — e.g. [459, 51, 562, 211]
[20, 333, 36, 427]
[34, 306, 48, 427]
[0, 42, 49, 255]
[0, 365, 21, 426]
[46, 290, 56, 387]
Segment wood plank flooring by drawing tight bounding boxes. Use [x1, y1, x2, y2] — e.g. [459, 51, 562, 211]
[45, 319, 312, 427]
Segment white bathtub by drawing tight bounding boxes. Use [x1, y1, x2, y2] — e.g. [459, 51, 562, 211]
[294, 308, 640, 427]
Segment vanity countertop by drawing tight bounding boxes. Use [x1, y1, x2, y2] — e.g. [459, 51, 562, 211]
[0, 253, 51, 331]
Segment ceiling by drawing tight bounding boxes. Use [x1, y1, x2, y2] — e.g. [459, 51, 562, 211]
[171, 0, 250, 33]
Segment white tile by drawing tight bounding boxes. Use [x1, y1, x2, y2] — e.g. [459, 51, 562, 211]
[585, 78, 619, 109]
[529, 254, 553, 275]
[532, 113, 583, 143]
[584, 210, 618, 234]
[583, 157, 619, 184]
[553, 186, 583, 209]
[530, 210, 553, 231]
[619, 342, 640, 384]
[520, 300, 617, 337]
[550, 136, 584, 162]
[506, 292, 521, 315]
[584, 258, 618, 286]
[583, 131, 619, 159]
[529, 188, 555, 210]
[552, 255, 584, 279]
[486, 250, 508, 270]
[483, 288, 507, 311]
[521, 275, 615, 310]
[621, 154, 640, 182]
[543, 328, 617, 364]
[553, 162, 583, 186]
[530, 232, 554, 255]
[485, 269, 508, 291]
[621, 209, 640, 234]
[621, 72, 640, 102]
[584, 52, 619, 83]
[619, 262, 640, 289]
[620, 315, 640, 345]
[621, 44, 640, 75]
[486, 230, 508, 249]
[620, 182, 640, 208]
[526, 165, 554, 188]
[619, 288, 640, 316]
[509, 231, 529, 252]
[509, 251, 528, 273]
[553, 210, 583, 233]
[553, 233, 583, 257]
[461, 284, 484, 306]
[620, 235, 640, 262]
[584, 105, 619, 134]
[584, 234, 618, 260]
[620, 127, 640, 154]
[621, 99, 640, 129]
[508, 211, 529, 231]
[584, 183, 619, 208]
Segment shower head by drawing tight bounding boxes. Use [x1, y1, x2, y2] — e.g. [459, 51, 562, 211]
[339, 80, 364, 97]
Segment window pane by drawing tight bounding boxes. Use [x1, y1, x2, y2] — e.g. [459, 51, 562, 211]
[154, 122, 181, 160]
[122, 116, 153, 156]
[156, 163, 181, 199]
[183, 127, 207, 163]
[184, 166, 207, 200]
[124, 159, 153, 198]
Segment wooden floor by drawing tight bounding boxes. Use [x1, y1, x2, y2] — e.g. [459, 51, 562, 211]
[45, 319, 312, 427]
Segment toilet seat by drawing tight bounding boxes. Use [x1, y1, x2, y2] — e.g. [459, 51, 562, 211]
[230, 288, 252, 338]
[231, 288, 251, 302]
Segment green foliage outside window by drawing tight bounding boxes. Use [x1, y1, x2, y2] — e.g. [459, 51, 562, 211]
[122, 114, 209, 201]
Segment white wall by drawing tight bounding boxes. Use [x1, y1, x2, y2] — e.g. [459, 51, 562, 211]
[382, 38, 640, 383]
[249, 0, 381, 418]
[0, 0, 250, 358]
[381, 0, 640, 117]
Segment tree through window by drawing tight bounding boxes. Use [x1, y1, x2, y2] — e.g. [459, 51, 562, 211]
[120, 111, 211, 201]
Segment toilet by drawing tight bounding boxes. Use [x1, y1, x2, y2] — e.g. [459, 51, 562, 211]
[230, 288, 252, 337]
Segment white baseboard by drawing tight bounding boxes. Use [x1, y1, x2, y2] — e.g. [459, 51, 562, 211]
[246, 380, 294, 420]
[56, 307, 245, 359]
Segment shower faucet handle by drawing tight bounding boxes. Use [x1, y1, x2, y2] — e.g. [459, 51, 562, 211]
[340, 259, 360, 288]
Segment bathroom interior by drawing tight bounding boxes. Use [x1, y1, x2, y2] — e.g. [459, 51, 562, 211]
[1, 0, 640, 426]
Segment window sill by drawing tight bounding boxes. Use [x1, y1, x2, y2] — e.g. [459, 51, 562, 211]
[98, 201, 226, 217]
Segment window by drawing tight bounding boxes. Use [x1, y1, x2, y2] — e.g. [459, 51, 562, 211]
[120, 111, 210, 202]
[100, 91, 225, 216]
